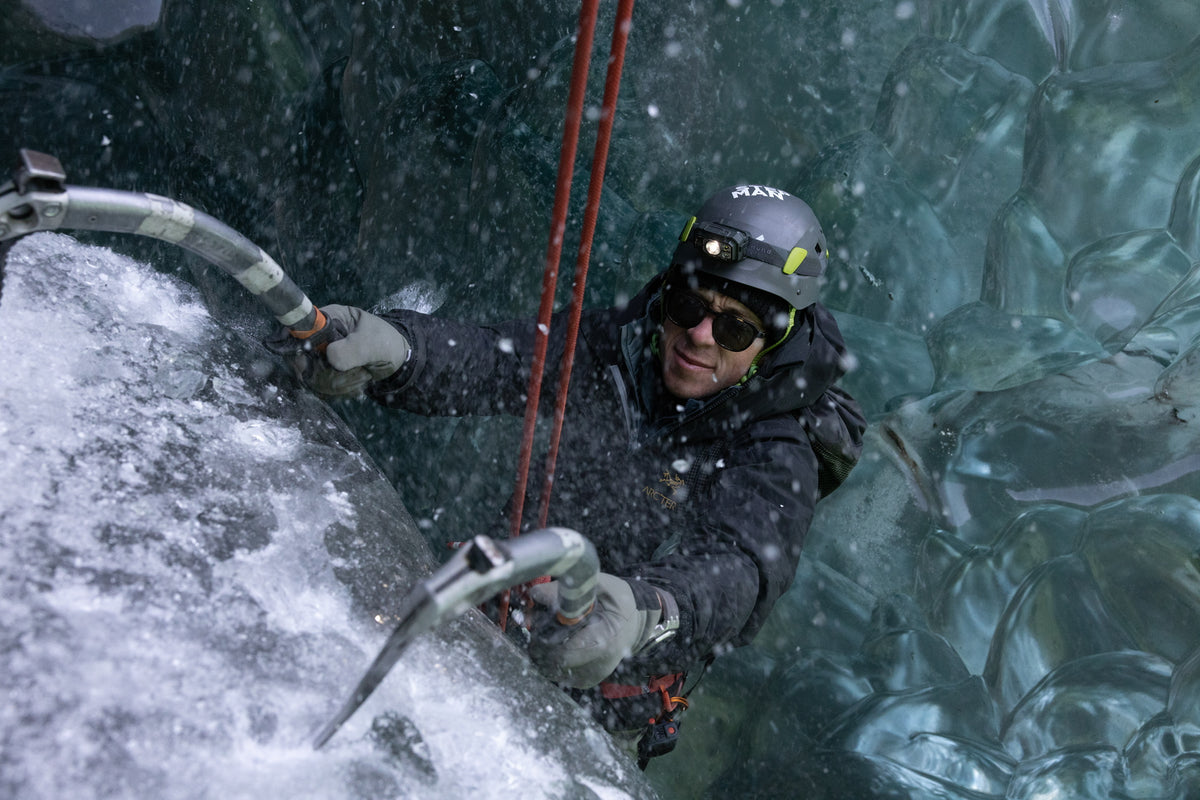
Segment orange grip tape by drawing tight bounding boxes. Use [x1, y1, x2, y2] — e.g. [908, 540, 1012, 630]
[289, 308, 328, 340]
[555, 602, 595, 626]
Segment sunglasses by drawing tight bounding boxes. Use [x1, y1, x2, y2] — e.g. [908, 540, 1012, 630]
[663, 290, 766, 352]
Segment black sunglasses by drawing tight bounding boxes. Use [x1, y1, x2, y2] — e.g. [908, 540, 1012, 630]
[663, 290, 766, 352]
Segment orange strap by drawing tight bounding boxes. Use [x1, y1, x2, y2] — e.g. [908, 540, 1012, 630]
[598, 672, 684, 701]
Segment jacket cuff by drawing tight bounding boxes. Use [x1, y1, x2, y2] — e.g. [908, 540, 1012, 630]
[626, 575, 663, 611]
[626, 578, 682, 652]
[367, 318, 422, 402]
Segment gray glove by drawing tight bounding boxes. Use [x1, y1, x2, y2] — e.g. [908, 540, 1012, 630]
[527, 574, 678, 689]
[304, 304, 410, 397]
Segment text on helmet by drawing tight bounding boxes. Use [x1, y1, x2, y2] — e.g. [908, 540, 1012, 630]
[730, 185, 790, 200]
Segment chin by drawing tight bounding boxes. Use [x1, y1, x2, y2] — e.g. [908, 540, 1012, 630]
[665, 374, 718, 400]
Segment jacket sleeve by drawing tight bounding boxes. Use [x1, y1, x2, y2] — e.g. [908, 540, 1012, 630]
[367, 308, 561, 416]
[365, 282, 645, 415]
[624, 419, 823, 671]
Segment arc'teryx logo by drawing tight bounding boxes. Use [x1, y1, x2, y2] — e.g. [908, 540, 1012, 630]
[659, 471, 685, 493]
[643, 470, 686, 510]
[731, 185, 789, 200]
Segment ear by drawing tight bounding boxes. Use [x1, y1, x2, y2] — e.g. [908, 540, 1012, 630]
[649, 268, 678, 325]
[649, 291, 664, 325]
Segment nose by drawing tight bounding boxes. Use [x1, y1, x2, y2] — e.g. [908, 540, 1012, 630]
[685, 313, 717, 346]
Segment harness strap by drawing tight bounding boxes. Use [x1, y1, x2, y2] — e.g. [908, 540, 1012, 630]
[599, 672, 684, 703]
[621, 673, 689, 770]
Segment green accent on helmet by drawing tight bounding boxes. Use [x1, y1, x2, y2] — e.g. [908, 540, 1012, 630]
[671, 184, 829, 311]
[679, 216, 696, 243]
[782, 247, 808, 275]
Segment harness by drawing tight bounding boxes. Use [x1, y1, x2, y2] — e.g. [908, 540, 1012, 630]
[601, 672, 689, 767]
[598, 653, 716, 768]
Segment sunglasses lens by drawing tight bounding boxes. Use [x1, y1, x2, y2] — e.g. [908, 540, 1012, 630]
[712, 316, 757, 351]
[665, 290, 762, 352]
[665, 291, 706, 328]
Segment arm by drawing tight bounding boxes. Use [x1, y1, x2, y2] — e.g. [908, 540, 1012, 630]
[627, 426, 822, 669]
[529, 424, 823, 687]
[278, 302, 580, 413]
[368, 307, 599, 417]
[367, 309, 540, 415]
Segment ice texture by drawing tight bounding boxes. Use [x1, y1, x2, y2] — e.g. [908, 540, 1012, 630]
[0, 234, 655, 799]
[4, 1, 1200, 798]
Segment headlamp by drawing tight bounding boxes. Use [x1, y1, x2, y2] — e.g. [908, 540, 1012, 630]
[680, 218, 749, 263]
[677, 215, 817, 276]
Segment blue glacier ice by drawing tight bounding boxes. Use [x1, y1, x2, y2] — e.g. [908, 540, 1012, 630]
[4, 1, 1200, 798]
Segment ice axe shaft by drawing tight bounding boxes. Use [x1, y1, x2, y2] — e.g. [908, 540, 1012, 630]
[0, 148, 338, 346]
[312, 527, 599, 750]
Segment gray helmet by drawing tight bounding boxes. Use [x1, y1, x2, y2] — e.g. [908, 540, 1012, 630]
[671, 184, 828, 311]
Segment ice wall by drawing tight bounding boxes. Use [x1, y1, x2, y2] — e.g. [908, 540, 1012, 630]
[0, 234, 655, 799]
[4, 1, 1200, 798]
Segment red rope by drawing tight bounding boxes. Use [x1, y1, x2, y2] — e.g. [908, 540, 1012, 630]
[500, 0, 601, 629]
[508, 0, 600, 543]
[538, 0, 636, 528]
[500, 0, 636, 628]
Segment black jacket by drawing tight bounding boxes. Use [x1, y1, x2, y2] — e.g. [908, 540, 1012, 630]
[369, 272, 865, 683]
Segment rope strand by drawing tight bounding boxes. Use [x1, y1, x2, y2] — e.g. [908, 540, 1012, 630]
[501, 0, 636, 629]
[538, 0, 637, 528]
[508, 0, 600, 542]
[500, 0, 602, 629]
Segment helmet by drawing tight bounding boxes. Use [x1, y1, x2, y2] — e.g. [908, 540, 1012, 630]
[671, 185, 828, 311]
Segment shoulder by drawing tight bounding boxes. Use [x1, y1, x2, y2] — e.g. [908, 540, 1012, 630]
[796, 385, 867, 496]
[727, 384, 866, 494]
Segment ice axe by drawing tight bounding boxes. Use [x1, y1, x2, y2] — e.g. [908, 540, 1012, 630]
[0, 148, 342, 349]
[312, 527, 599, 749]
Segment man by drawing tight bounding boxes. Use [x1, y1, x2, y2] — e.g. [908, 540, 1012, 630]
[295, 185, 866, 762]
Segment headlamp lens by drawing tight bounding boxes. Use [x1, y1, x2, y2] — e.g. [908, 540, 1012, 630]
[687, 220, 747, 262]
[664, 290, 765, 352]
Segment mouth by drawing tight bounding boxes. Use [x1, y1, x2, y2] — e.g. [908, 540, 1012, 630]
[672, 343, 713, 372]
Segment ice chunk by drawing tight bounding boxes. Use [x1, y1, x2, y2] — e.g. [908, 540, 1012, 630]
[1002, 651, 1172, 761]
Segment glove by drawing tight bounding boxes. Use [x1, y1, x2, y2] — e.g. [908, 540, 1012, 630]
[277, 304, 410, 397]
[527, 574, 677, 689]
